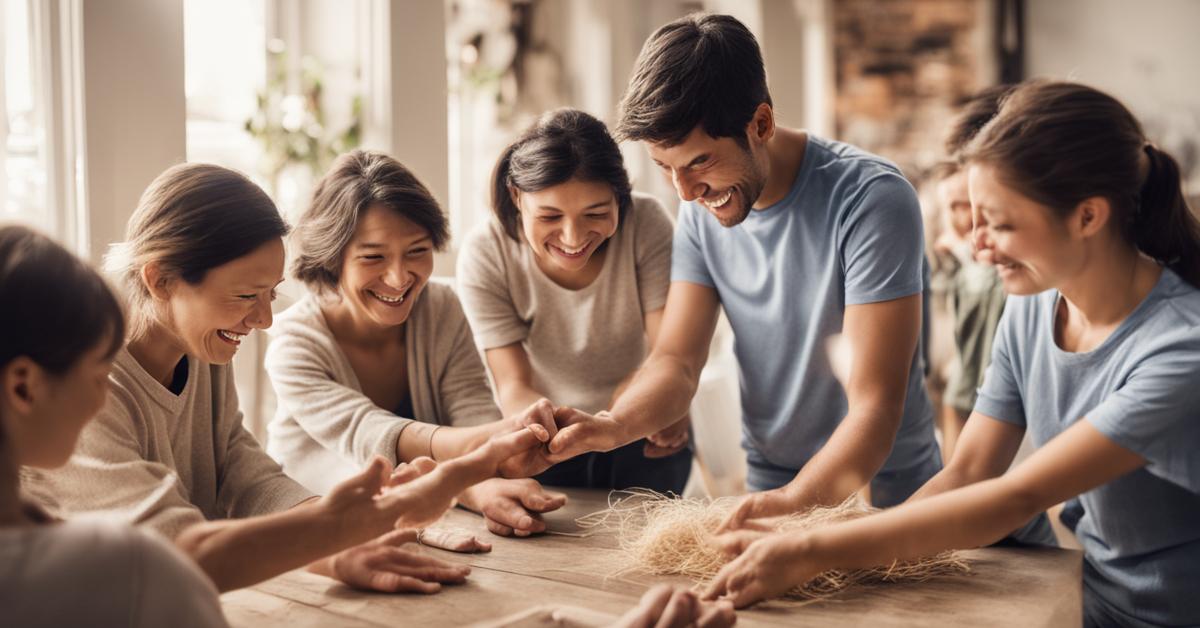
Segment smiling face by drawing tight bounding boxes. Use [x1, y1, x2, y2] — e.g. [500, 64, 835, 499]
[515, 178, 619, 275]
[161, 238, 284, 364]
[646, 126, 767, 228]
[967, 163, 1085, 295]
[336, 203, 435, 329]
[2, 339, 115, 469]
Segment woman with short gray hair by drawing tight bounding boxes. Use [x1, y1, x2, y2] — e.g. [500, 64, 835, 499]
[267, 149, 567, 537]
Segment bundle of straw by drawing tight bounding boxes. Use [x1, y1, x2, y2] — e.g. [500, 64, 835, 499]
[577, 490, 970, 603]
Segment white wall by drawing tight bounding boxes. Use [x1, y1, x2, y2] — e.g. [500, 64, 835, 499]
[80, 0, 187, 264]
[1026, 0, 1200, 188]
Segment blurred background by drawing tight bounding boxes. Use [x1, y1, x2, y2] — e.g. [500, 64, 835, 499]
[4, 0, 1199, 498]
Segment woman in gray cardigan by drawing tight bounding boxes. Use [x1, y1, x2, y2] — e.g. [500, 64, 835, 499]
[267, 150, 567, 537]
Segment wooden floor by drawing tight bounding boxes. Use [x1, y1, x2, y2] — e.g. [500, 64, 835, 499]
[221, 488, 1082, 627]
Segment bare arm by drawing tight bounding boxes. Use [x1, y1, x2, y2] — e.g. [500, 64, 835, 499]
[549, 282, 721, 459]
[485, 343, 550, 418]
[176, 426, 549, 592]
[908, 412, 1026, 501]
[706, 418, 1145, 606]
[729, 295, 922, 524]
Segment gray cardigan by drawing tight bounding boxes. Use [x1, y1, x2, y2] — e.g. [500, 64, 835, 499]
[265, 281, 501, 493]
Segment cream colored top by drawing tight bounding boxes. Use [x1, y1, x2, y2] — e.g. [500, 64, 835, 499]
[456, 193, 674, 413]
[25, 348, 314, 540]
[1, 516, 228, 628]
[265, 281, 501, 493]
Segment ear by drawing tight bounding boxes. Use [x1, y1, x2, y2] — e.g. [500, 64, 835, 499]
[746, 103, 775, 145]
[0, 357, 43, 416]
[1073, 196, 1111, 238]
[508, 185, 522, 213]
[140, 261, 174, 301]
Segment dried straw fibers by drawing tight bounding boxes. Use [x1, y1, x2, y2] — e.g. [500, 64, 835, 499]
[577, 490, 970, 603]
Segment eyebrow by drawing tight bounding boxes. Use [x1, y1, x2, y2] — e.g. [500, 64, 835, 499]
[241, 278, 284, 290]
[536, 200, 613, 212]
[355, 236, 433, 249]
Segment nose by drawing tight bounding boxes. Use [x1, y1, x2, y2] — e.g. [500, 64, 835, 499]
[670, 168, 708, 203]
[971, 213, 995, 264]
[561, 218, 583, 246]
[246, 297, 272, 330]
[387, 257, 406, 286]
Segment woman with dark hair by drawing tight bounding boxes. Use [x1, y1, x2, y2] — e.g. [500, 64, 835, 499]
[267, 149, 567, 538]
[704, 81, 1200, 627]
[0, 224, 226, 627]
[457, 108, 692, 493]
[27, 163, 549, 593]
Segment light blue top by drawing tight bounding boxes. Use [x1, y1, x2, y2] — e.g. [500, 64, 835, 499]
[671, 134, 939, 502]
[975, 267, 1200, 627]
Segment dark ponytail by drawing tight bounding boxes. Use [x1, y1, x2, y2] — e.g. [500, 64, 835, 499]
[489, 142, 522, 241]
[965, 80, 1200, 288]
[489, 108, 633, 242]
[1136, 145, 1200, 287]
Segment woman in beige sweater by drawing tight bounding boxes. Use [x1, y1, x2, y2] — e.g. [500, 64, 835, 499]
[28, 163, 550, 593]
[268, 150, 566, 537]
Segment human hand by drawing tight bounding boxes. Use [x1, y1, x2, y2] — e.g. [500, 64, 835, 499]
[495, 400, 558, 478]
[615, 584, 737, 628]
[717, 488, 797, 533]
[325, 529, 470, 594]
[545, 408, 628, 463]
[644, 415, 690, 458]
[459, 478, 567, 537]
[381, 424, 552, 531]
[702, 533, 819, 608]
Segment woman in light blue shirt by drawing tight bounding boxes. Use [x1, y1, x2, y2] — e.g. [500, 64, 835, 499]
[704, 80, 1200, 628]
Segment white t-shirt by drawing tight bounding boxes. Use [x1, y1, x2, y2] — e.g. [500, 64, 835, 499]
[0, 516, 228, 628]
[456, 192, 674, 413]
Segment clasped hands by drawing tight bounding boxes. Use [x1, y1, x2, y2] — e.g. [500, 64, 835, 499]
[495, 400, 691, 478]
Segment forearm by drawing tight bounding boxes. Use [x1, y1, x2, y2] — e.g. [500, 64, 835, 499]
[175, 500, 383, 592]
[496, 381, 547, 418]
[607, 353, 699, 446]
[781, 410, 897, 510]
[801, 476, 1041, 575]
[397, 421, 499, 462]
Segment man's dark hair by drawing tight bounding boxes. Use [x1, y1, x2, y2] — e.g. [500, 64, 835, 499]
[616, 13, 771, 147]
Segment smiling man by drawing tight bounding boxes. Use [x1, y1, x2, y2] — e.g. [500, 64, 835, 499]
[547, 13, 942, 524]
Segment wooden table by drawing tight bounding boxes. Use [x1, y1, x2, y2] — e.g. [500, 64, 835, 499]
[222, 489, 1082, 627]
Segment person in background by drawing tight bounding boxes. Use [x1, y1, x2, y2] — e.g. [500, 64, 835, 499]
[457, 109, 692, 494]
[932, 85, 1013, 461]
[25, 163, 550, 593]
[267, 149, 566, 537]
[706, 81, 1200, 628]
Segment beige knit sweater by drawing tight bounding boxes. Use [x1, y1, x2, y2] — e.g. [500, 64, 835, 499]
[25, 348, 315, 540]
[265, 281, 501, 493]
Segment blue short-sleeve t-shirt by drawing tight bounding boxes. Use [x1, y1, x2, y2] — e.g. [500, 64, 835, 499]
[975, 267, 1200, 627]
[671, 135, 940, 500]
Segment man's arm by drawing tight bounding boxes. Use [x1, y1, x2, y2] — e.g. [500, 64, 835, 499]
[725, 293, 922, 524]
[548, 281, 721, 460]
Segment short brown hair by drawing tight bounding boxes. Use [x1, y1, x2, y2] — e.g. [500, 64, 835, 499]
[616, 13, 771, 147]
[105, 163, 288, 340]
[291, 150, 449, 292]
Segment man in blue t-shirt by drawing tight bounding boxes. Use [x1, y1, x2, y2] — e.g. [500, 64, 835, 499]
[547, 14, 942, 521]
